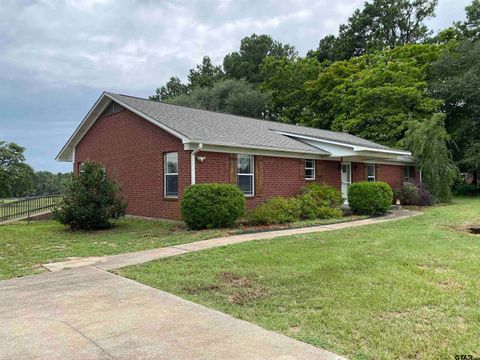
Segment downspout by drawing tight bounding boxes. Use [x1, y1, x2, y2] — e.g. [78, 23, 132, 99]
[190, 143, 203, 185]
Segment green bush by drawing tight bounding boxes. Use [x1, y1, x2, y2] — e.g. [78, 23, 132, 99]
[246, 197, 301, 225]
[315, 207, 343, 219]
[452, 183, 478, 196]
[53, 161, 127, 230]
[394, 181, 434, 206]
[348, 181, 393, 215]
[298, 183, 343, 220]
[393, 182, 420, 205]
[181, 183, 245, 229]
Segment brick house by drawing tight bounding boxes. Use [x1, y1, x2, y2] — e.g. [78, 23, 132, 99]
[57, 92, 419, 220]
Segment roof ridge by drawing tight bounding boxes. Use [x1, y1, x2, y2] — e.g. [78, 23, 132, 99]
[108, 92, 352, 137]
[107, 92, 399, 152]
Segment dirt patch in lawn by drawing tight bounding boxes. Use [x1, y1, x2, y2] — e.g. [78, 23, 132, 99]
[448, 222, 480, 236]
[181, 272, 269, 305]
[217, 272, 269, 305]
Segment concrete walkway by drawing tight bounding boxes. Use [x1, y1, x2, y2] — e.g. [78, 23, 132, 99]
[44, 210, 422, 272]
[0, 265, 344, 360]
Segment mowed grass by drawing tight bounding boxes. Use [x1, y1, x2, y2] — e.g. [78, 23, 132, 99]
[118, 198, 480, 359]
[0, 218, 228, 280]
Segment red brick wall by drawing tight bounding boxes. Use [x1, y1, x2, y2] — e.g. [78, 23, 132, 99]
[318, 160, 342, 189]
[74, 108, 413, 220]
[377, 164, 403, 189]
[195, 156, 342, 208]
[195, 151, 230, 183]
[75, 109, 190, 220]
[352, 162, 367, 182]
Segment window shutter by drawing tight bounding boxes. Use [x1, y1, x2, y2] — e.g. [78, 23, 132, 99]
[229, 154, 237, 184]
[255, 156, 264, 196]
[299, 159, 304, 180]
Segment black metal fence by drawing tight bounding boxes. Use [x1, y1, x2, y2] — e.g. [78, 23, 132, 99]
[0, 194, 62, 222]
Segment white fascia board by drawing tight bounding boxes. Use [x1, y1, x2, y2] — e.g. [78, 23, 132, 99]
[184, 142, 329, 159]
[55, 92, 110, 161]
[352, 146, 411, 156]
[274, 130, 411, 156]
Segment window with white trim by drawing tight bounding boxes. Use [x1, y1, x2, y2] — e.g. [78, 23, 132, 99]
[403, 166, 411, 182]
[78, 162, 85, 174]
[367, 164, 376, 182]
[237, 154, 254, 196]
[305, 159, 315, 180]
[164, 152, 178, 197]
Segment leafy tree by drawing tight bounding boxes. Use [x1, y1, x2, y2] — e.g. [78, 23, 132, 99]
[429, 39, 480, 183]
[404, 113, 457, 202]
[33, 171, 72, 196]
[168, 79, 271, 118]
[310, 0, 438, 61]
[454, 0, 480, 40]
[260, 57, 321, 123]
[53, 162, 127, 230]
[0, 141, 34, 197]
[188, 56, 224, 89]
[306, 44, 442, 147]
[223, 34, 297, 83]
[150, 76, 188, 101]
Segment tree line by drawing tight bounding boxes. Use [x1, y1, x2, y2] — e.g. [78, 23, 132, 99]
[0, 141, 71, 198]
[150, 0, 480, 202]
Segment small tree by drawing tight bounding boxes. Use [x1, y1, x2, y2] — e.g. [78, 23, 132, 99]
[404, 113, 458, 202]
[53, 162, 127, 230]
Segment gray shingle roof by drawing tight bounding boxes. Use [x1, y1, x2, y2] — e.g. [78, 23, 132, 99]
[107, 92, 398, 154]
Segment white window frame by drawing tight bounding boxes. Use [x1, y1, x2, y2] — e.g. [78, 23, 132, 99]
[164, 152, 179, 198]
[237, 154, 254, 197]
[367, 164, 376, 182]
[305, 159, 315, 180]
[78, 162, 85, 174]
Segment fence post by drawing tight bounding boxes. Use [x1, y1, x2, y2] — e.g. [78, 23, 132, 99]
[27, 197, 31, 223]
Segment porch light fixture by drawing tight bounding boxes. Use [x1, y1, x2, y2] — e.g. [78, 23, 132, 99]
[196, 156, 206, 163]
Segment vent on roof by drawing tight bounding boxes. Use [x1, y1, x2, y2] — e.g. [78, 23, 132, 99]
[100, 101, 125, 117]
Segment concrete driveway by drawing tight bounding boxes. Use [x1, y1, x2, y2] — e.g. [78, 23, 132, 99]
[0, 266, 344, 360]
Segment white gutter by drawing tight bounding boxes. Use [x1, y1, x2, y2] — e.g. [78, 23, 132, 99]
[190, 143, 203, 185]
[274, 130, 411, 156]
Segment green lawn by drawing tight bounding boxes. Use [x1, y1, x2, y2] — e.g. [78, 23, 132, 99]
[118, 198, 480, 359]
[0, 218, 228, 280]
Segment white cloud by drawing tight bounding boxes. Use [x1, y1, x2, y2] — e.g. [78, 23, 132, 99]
[0, 0, 471, 92]
[0, 0, 366, 91]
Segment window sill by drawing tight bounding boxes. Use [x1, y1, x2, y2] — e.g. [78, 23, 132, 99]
[163, 196, 179, 201]
[305, 178, 316, 181]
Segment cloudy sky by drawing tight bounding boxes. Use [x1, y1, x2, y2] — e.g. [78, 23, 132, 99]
[0, 0, 469, 173]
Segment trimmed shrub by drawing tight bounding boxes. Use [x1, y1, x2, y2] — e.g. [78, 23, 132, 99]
[394, 181, 434, 206]
[453, 183, 478, 196]
[348, 182, 393, 215]
[246, 197, 301, 225]
[298, 183, 343, 220]
[181, 183, 245, 230]
[53, 161, 127, 230]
